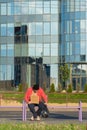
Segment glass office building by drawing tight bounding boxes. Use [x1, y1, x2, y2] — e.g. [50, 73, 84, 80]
[60, 0, 87, 90]
[0, 0, 60, 90]
[0, 0, 87, 90]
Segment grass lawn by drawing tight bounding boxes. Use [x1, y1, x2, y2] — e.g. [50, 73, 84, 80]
[47, 92, 87, 103]
[0, 122, 86, 130]
[0, 91, 87, 103]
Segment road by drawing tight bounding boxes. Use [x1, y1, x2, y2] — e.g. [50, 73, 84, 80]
[0, 110, 87, 124]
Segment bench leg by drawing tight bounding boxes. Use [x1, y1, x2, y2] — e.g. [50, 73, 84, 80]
[79, 101, 82, 122]
[22, 100, 25, 121]
[22, 100, 27, 121]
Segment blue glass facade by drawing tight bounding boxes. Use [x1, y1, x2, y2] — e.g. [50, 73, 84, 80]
[0, 0, 60, 90]
[60, 0, 87, 90]
[0, 0, 87, 90]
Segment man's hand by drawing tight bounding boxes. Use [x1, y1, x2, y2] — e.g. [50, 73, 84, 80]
[44, 102, 47, 106]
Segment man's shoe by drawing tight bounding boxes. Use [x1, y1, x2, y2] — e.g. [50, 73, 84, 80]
[30, 116, 34, 121]
[36, 116, 40, 121]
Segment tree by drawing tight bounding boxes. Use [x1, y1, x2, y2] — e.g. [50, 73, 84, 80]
[50, 83, 55, 92]
[59, 64, 70, 89]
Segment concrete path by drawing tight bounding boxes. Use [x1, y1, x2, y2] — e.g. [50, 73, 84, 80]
[0, 110, 87, 124]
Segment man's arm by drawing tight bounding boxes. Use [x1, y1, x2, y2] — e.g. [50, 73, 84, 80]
[24, 88, 32, 103]
[40, 88, 48, 104]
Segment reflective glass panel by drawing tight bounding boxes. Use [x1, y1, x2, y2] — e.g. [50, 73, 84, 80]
[44, 1, 50, 13]
[44, 22, 50, 34]
[7, 44, 14, 57]
[29, 1, 35, 14]
[51, 22, 58, 34]
[36, 44, 42, 56]
[1, 44, 6, 56]
[0, 65, 6, 80]
[7, 3, 14, 15]
[36, 23, 42, 35]
[44, 43, 50, 56]
[51, 43, 58, 56]
[14, 2, 21, 15]
[28, 44, 35, 56]
[1, 24, 6, 36]
[7, 23, 14, 36]
[50, 64, 58, 89]
[1, 3, 6, 15]
[28, 23, 35, 35]
[36, 1, 43, 14]
[21, 2, 29, 14]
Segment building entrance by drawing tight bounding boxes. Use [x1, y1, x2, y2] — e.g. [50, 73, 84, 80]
[72, 76, 81, 90]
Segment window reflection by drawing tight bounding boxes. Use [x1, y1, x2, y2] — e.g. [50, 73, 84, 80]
[36, 23, 42, 35]
[44, 1, 50, 14]
[50, 64, 58, 88]
[7, 23, 14, 36]
[1, 24, 6, 36]
[29, 1, 35, 14]
[28, 23, 35, 35]
[7, 44, 14, 57]
[51, 8, 58, 14]
[1, 44, 6, 56]
[7, 3, 14, 15]
[14, 2, 21, 15]
[81, 42, 86, 54]
[36, 44, 42, 56]
[51, 43, 58, 56]
[44, 22, 50, 34]
[28, 44, 36, 56]
[36, 1, 43, 14]
[7, 65, 12, 80]
[1, 3, 6, 15]
[44, 44, 50, 56]
[14, 25, 28, 43]
[51, 1, 58, 14]
[51, 22, 58, 34]
[21, 2, 29, 14]
[0, 65, 6, 80]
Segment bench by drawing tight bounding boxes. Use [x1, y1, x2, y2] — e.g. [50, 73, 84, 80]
[0, 100, 82, 122]
[22, 100, 82, 122]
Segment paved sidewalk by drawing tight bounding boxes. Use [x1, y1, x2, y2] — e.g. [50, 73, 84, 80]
[0, 110, 87, 124]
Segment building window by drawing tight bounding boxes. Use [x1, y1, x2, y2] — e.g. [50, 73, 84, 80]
[1, 24, 6, 36]
[1, 44, 6, 56]
[7, 23, 14, 36]
[44, 22, 50, 34]
[1, 3, 6, 15]
[14, 25, 28, 43]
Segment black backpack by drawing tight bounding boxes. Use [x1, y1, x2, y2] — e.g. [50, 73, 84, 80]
[41, 104, 49, 118]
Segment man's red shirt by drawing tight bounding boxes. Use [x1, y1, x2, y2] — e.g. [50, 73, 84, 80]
[24, 87, 48, 103]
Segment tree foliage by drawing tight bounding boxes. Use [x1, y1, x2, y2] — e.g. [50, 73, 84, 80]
[50, 83, 55, 92]
[59, 64, 70, 84]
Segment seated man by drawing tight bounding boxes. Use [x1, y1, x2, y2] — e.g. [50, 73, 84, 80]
[24, 84, 48, 121]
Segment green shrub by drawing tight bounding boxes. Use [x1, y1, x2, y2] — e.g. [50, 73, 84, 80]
[50, 83, 55, 92]
[84, 83, 87, 93]
[67, 84, 72, 93]
[18, 84, 23, 92]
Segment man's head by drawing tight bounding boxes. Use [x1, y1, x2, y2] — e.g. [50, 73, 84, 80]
[33, 84, 39, 91]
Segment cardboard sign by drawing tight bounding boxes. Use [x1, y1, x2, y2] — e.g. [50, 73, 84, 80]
[30, 92, 39, 104]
